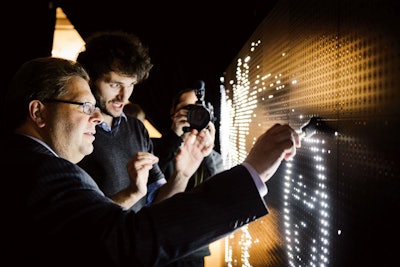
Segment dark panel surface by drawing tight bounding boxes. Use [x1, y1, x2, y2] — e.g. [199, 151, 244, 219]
[221, 0, 399, 266]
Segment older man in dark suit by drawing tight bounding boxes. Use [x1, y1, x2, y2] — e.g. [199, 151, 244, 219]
[3, 57, 300, 267]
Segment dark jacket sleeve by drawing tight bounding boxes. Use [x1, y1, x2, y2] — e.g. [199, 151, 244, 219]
[5, 134, 268, 267]
[145, 165, 269, 266]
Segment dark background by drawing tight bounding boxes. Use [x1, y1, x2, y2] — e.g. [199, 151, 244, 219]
[4, 0, 278, 142]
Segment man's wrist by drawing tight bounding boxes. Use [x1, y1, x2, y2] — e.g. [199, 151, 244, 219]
[241, 162, 268, 197]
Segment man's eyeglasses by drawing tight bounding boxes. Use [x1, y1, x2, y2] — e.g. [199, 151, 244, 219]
[44, 99, 99, 115]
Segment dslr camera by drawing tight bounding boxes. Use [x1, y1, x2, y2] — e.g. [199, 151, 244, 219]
[182, 80, 214, 132]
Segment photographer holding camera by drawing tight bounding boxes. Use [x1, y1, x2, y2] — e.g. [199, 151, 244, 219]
[153, 81, 224, 267]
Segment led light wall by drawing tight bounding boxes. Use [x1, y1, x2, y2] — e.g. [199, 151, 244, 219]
[219, 0, 399, 266]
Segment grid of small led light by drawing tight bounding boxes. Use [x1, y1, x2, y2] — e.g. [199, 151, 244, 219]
[284, 137, 331, 267]
[221, 40, 262, 267]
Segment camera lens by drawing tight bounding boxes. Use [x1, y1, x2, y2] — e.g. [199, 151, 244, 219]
[183, 104, 211, 132]
[188, 106, 210, 131]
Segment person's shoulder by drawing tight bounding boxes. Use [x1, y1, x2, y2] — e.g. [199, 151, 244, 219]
[125, 114, 144, 125]
[124, 115, 151, 140]
[123, 115, 146, 131]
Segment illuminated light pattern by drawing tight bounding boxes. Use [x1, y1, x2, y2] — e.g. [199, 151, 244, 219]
[220, 37, 333, 265]
[221, 40, 265, 170]
[219, 5, 336, 266]
[218, 0, 399, 265]
[220, 40, 264, 267]
[224, 225, 253, 267]
[284, 137, 331, 267]
[220, 37, 292, 266]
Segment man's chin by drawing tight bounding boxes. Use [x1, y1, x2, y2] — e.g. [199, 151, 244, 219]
[103, 108, 122, 118]
[84, 145, 94, 156]
[112, 111, 123, 118]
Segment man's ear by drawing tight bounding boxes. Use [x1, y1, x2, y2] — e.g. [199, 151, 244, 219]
[29, 100, 47, 128]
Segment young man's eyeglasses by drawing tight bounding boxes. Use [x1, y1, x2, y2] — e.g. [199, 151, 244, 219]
[44, 99, 99, 115]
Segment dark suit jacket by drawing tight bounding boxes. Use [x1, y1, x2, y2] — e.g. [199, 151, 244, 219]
[3, 133, 268, 267]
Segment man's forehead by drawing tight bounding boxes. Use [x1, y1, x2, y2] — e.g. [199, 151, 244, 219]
[179, 91, 196, 103]
[104, 71, 137, 84]
[176, 91, 197, 110]
[66, 77, 95, 100]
